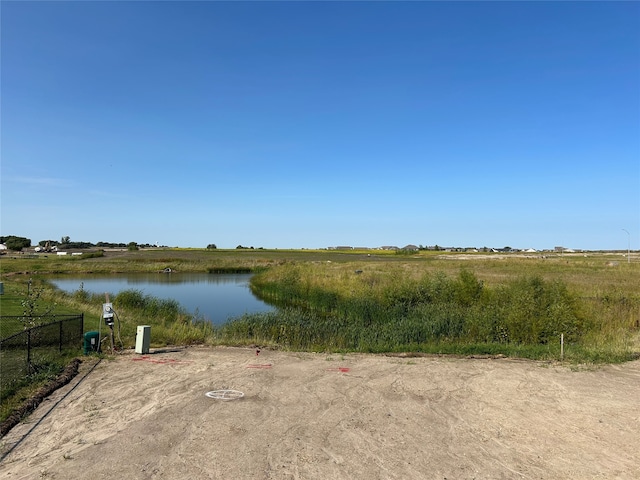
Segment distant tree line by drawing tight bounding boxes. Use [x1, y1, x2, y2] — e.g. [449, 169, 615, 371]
[0, 234, 164, 251]
[1, 235, 31, 251]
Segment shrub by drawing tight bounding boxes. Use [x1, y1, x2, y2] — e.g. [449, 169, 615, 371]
[495, 276, 583, 344]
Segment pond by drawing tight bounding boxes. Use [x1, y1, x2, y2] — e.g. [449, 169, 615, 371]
[47, 273, 274, 325]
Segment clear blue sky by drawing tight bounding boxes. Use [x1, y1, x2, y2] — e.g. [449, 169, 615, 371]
[2, 1, 638, 250]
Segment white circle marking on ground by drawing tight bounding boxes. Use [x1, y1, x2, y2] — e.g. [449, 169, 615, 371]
[205, 390, 245, 401]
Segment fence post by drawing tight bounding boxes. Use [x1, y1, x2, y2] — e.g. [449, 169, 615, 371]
[27, 328, 32, 373]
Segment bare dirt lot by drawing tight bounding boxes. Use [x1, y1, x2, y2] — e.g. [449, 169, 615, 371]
[1, 346, 639, 479]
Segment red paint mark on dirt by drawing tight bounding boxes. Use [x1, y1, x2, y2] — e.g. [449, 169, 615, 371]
[327, 367, 350, 373]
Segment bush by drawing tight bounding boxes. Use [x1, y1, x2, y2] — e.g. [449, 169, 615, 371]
[496, 276, 584, 344]
[114, 289, 184, 319]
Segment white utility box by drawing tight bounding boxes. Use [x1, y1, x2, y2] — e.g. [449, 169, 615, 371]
[135, 325, 151, 354]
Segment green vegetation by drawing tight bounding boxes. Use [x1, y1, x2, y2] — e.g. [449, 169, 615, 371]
[1, 249, 638, 365]
[0, 354, 78, 424]
[1, 248, 638, 424]
[0, 235, 31, 251]
[240, 261, 638, 362]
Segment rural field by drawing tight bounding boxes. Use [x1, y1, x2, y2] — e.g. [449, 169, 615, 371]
[1, 249, 639, 478]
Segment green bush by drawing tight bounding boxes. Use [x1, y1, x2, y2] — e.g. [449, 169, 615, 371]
[114, 289, 184, 319]
[496, 276, 584, 344]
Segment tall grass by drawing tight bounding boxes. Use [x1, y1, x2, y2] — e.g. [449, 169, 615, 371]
[236, 263, 638, 361]
[36, 285, 215, 348]
[2, 250, 638, 362]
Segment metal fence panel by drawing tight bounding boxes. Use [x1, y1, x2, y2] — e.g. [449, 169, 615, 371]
[1, 315, 85, 341]
[0, 315, 84, 399]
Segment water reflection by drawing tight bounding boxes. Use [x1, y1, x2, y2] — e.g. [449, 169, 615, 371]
[48, 273, 273, 325]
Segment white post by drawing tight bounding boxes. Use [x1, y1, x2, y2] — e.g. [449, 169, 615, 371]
[622, 229, 630, 264]
[560, 333, 564, 361]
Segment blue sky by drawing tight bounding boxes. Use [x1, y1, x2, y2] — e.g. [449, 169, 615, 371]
[2, 1, 638, 250]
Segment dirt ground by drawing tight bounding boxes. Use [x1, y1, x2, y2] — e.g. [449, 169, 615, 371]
[1, 346, 638, 480]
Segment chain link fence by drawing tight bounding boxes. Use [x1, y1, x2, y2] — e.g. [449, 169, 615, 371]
[0, 315, 84, 399]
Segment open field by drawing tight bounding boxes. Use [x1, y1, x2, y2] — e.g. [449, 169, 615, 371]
[1, 346, 639, 479]
[2, 247, 638, 292]
[2, 248, 639, 361]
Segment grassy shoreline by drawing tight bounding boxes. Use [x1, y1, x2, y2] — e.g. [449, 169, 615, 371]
[1, 249, 639, 363]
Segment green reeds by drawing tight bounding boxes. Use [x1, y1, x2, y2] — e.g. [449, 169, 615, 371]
[237, 263, 639, 361]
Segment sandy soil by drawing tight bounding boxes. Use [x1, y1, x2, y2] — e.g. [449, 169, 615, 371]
[1, 346, 639, 480]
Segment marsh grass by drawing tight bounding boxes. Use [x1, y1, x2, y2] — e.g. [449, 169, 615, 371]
[241, 260, 639, 362]
[2, 250, 638, 363]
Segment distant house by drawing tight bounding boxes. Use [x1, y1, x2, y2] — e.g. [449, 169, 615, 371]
[402, 244, 419, 251]
[379, 246, 398, 250]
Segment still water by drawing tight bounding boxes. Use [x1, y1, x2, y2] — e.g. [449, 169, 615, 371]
[48, 273, 274, 325]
